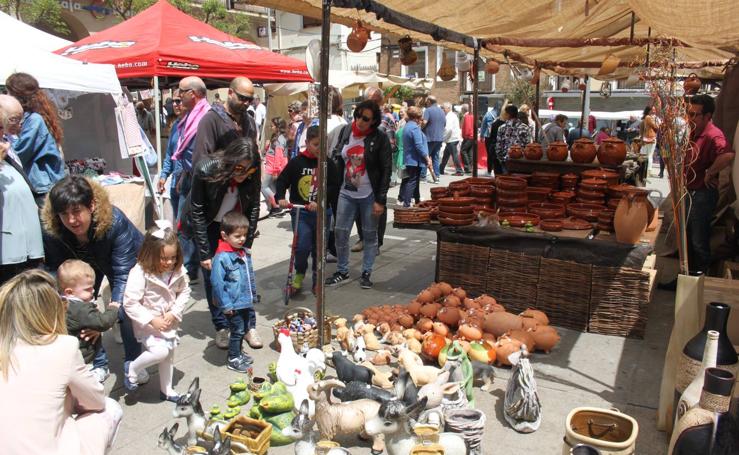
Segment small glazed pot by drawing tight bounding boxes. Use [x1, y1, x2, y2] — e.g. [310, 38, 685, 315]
[546, 141, 568, 161]
[571, 138, 597, 163]
[508, 145, 524, 160]
[524, 143, 543, 161]
[597, 137, 627, 166]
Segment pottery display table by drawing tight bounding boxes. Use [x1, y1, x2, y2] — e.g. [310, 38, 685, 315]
[429, 224, 658, 338]
[505, 158, 622, 178]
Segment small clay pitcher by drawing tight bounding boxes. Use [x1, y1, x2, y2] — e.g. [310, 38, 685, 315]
[524, 143, 543, 160]
[508, 144, 524, 160]
[547, 141, 568, 161]
[571, 138, 597, 163]
[613, 187, 649, 244]
[683, 73, 702, 95]
[597, 137, 627, 166]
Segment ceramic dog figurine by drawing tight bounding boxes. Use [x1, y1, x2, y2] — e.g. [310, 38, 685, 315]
[396, 346, 442, 387]
[332, 351, 374, 385]
[358, 323, 382, 351]
[335, 318, 355, 354]
[360, 361, 394, 389]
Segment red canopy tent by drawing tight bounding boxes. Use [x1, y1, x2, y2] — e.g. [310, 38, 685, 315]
[55, 0, 311, 82]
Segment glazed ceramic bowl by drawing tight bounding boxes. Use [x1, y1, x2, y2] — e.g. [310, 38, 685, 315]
[567, 202, 606, 222]
[528, 202, 566, 220]
[500, 212, 540, 227]
[437, 196, 476, 207]
[437, 210, 476, 220]
[437, 205, 474, 214]
[497, 196, 528, 207]
[496, 176, 527, 191]
[438, 215, 475, 226]
[540, 219, 564, 232]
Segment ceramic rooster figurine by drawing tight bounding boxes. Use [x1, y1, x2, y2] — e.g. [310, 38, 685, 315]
[276, 328, 318, 416]
[503, 345, 541, 433]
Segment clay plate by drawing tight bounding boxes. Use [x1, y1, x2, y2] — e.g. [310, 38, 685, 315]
[437, 210, 476, 220]
[437, 196, 476, 206]
[438, 215, 475, 226]
[500, 212, 540, 227]
[437, 205, 474, 214]
[540, 219, 564, 232]
[496, 176, 527, 191]
[562, 217, 593, 230]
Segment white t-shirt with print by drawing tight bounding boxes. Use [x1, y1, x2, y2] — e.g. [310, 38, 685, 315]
[340, 133, 373, 199]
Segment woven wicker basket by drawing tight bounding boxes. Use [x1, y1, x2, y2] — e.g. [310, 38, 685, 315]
[272, 306, 335, 352]
[589, 266, 650, 338]
[437, 241, 490, 296]
[536, 257, 592, 331]
[485, 249, 540, 314]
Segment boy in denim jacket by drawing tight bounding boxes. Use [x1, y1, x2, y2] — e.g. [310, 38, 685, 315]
[210, 211, 257, 372]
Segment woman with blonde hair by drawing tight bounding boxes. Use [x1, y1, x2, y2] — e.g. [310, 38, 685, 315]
[0, 270, 122, 454]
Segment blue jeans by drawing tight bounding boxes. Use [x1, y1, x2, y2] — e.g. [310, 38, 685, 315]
[424, 141, 443, 177]
[177, 174, 200, 279]
[401, 166, 422, 207]
[290, 208, 332, 284]
[92, 343, 109, 369]
[226, 308, 252, 359]
[687, 188, 718, 273]
[203, 222, 229, 332]
[118, 306, 141, 362]
[335, 193, 379, 275]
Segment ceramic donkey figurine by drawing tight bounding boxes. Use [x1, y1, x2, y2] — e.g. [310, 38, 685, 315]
[158, 423, 185, 455]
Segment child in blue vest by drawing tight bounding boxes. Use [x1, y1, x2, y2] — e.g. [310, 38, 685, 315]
[210, 211, 257, 372]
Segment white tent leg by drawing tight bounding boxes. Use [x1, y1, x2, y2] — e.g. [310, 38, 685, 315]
[154, 75, 162, 175]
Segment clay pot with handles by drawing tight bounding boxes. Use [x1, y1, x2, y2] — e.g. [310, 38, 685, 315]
[508, 144, 524, 160]
[683, 73, 702, 95]
[571, 138, 597, 164]
[546, 141, 568, 161]
[597, 137, 627, 166]
[524, 143, 543, 160]
[614, 187, 650, 244]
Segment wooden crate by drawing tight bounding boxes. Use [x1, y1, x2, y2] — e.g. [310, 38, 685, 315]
[221, 416, 271, 455]
[485, 249, 540, 314]
[535, 257, 592, 331]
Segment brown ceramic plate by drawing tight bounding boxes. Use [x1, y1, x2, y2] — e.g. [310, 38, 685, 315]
[580, 178, 608, 188]
[501, 213, 541, 227]
[496, 176, 527, 191]
[540, 219, 564, 232]
[437, 205, 474, 214]
[438, 215, 475, 226]
[562, 217, 593, 230]
[466, 177, 496, 186]
[497, 197, 528, 207]
[438, 211, 476, 221]
[437, 196, 476, 206]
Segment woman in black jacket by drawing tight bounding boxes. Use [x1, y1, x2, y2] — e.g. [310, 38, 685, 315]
[184, 137, 261, 349]
[325, 100, 392, 289]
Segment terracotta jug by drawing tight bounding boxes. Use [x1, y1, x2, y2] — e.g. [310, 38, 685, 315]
[547, 141, 568, 161]
[508, 144, 524, 160]
[683, 73, 702, 95]
[524, 143, 543, 160]
[613, 188, 649, 244]
[571, 138, 597, 163]
[347, 22, 370, 52]
[597, 137, 627, 166]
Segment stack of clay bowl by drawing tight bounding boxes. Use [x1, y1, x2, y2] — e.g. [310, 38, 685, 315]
[566, 202, 605, 222]
[394, 207, 431, 224]
[496, 176, 528, 214]
[597, 209, 616, 232]
[582, 168, 619, 187]
[561, 173, 579, 192]
[528, 202, 566, 220]
[523, 143, 543, 161]
[550, 191, 576, 206]
[416, 201, 439, 221]
[577, 177, 608, 205]
[606, 183, 631, 210]
[529, 171, 560, 190]
[448, 180, 471, 197]
[437, 197, 476, 226]
[467, 177, 496, 210]
[526, 186, 552, 203]
[430, 187, 449, 201]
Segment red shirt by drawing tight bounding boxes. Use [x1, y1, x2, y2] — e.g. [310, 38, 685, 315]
[461, 113, 474, 140]
[686, 121, 731, 190]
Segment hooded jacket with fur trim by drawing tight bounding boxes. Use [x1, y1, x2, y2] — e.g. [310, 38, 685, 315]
[41, 178, 144, 303]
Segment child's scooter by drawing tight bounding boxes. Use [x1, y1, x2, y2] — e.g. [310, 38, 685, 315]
[284, 204, 305, 305]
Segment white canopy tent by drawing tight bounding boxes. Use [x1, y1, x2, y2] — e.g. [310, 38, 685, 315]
[538, 109, 643, 122]
[0, 12, 122, 94]
[263, 69, 433, 97]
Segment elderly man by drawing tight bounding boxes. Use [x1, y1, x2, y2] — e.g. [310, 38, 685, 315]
[440, 102, 463, 176]
[189, 76, 262, 350]
[541, 114, 568, 155]
[459, 103, 475, 174]
[0, 95, 44, 284]
[422, 95, 445, 182]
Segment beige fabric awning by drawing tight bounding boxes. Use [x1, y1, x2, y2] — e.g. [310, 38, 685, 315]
[252, 0, 737, 78]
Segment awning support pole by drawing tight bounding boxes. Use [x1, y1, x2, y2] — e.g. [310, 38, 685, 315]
[472, 41, 480, 178]
[316, 0, 331, 347]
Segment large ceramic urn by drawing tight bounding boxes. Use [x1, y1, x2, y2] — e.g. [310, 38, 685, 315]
[597, 137, 627, 166]
[613, 187, 649, 244]
[546, 141, 568, 161]
[571, 138, 597, 163]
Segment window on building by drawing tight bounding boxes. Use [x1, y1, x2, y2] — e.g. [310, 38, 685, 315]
[464, 71, 490, 92]
[436, 48, 458, 82]
[302, 16, 321, 28]
[401, 46, 428, 79]
[616, 77, 646, 90]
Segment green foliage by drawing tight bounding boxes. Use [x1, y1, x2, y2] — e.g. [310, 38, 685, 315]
[1, 0, 69, 35]
[384, 85, 414, 103]
[501, 77, 536, 107]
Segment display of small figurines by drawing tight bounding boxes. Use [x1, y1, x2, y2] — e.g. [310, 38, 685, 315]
[289, 315, 316, 333]
[503, 346, 542, 433]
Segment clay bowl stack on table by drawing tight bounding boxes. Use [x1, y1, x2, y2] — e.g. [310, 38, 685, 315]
[597, 209, 616, 232]
[448, 180, 471, 197]
[606, 183, 630, 210]
[530, 171, 560, 190]
[417, 201, 439, 221]
[394, 206, 432, 224]
[566, 202, 606, 222]
[550, 191, 576, 206]
[496, 176, 528, 214]
[528, 202, 566, 220]
[561, 173, 579, 192]
[467, 177, 496, 211]
[430, 187, 449, 201]
[526, 186, 552, 203]
[577, 178, 608, 205]
[582, 168, 619, 187]
[437, 197, 476, 226]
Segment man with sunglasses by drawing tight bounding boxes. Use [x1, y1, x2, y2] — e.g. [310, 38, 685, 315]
[192, 77, 257, 167]
[683, 94, 734, 274]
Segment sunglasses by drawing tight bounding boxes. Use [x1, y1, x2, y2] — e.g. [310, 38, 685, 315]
[687, 111, 704, 118]
[356, 114, 373, 122]
[233, 91, 254, 103]
[233, 164, 256, 176]
[172, 99, 182, 105]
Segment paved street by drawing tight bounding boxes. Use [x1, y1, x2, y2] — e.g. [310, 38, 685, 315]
[109, 173, 674, 454]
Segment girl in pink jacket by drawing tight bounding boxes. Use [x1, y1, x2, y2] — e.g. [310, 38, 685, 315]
[123, 221, 190, 401]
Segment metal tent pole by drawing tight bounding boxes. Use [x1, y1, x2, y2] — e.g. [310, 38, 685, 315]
[154, 75, 162, 175]
[472, 41, 480, 177]
[316, 0, 331, 347]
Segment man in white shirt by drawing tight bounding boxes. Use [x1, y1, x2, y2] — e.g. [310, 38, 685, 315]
[440, 102, 463, 175]
[253, 95, 266, 131]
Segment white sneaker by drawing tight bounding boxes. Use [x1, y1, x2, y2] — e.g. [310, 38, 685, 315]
[91, 366, 110, 383]
[137, 368, 150, 384]
[216, 328, 230, 349]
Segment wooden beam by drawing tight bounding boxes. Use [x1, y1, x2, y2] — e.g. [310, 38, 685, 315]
[482, 36, 689, 48]
[540, 60, 729, 69]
